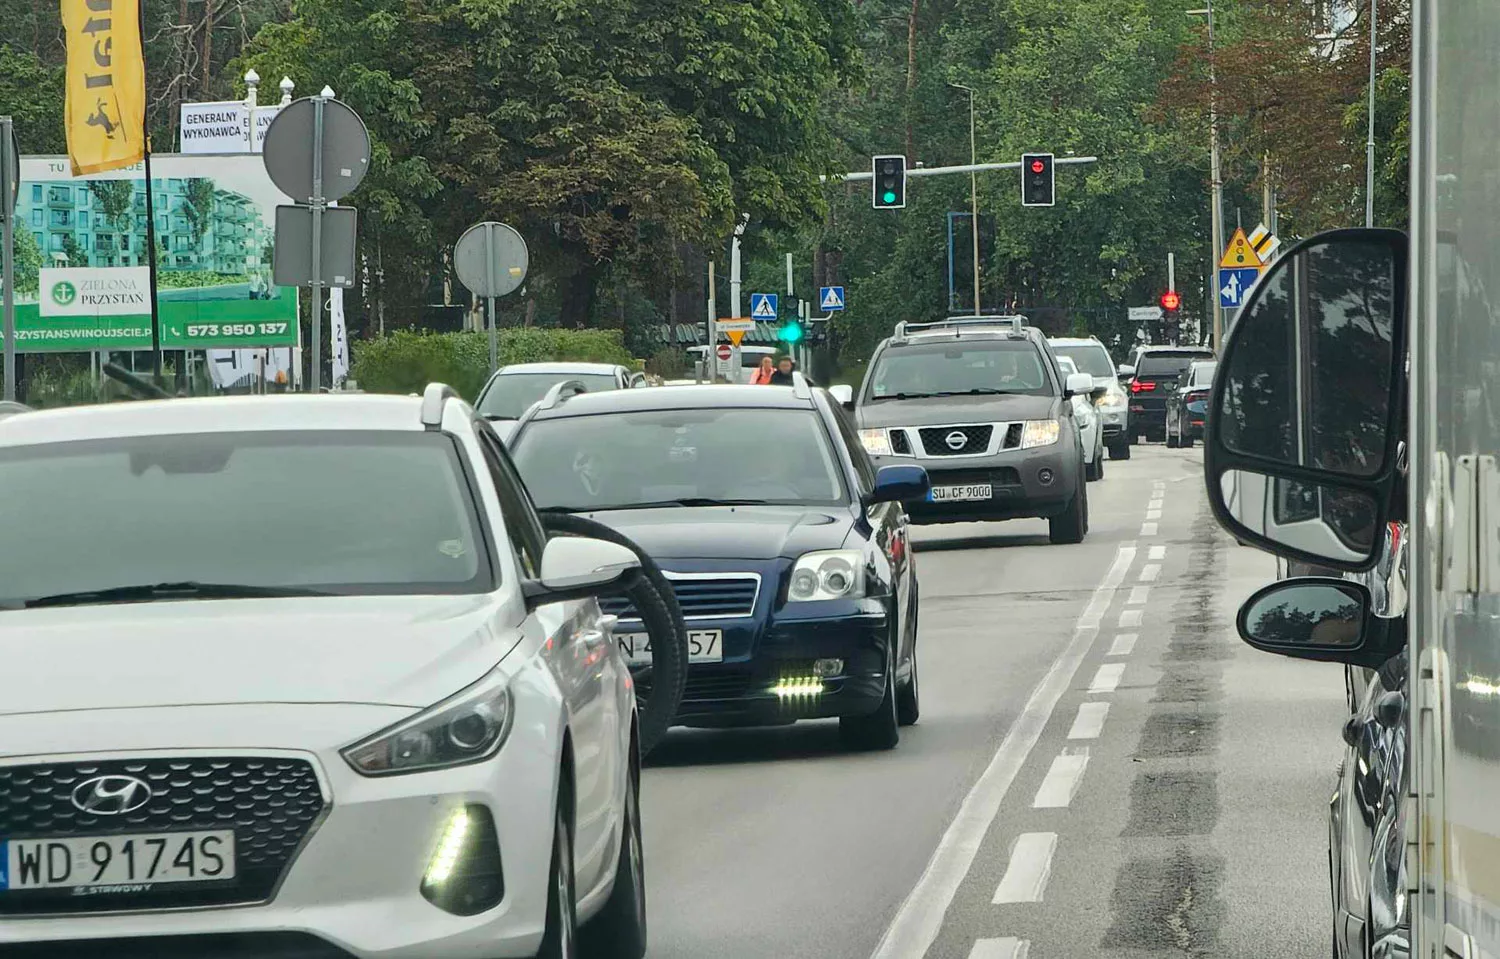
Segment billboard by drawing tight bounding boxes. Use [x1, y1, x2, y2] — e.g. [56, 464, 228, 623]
[12, 155, 299, 352]
[179, 101, 282, 154]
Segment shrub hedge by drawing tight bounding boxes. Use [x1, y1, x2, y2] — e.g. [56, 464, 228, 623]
[350, 328, 636, 400]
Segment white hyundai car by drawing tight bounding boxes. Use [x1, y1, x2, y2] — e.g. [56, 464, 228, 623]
[0, 385, 647, 959]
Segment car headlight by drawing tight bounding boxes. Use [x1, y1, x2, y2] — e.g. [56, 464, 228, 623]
[859, 429, 893, 456]
[787, 549, 866, 602]
[1094, 392, 1126, 411]
[343, 674, 515, 776]
[1021, 420, 1061, 448]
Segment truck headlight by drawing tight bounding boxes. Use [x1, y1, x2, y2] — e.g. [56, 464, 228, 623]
[343, 674, 515, 776]
[1021, 420, 1061, 448]
[788, 549, 866, 602]
[859, 429, 893, 456]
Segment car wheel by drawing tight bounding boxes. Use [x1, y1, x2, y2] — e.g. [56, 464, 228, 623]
[1181, 430, 1195, 449]
[1049, 472, 1088, 545]
[1086, 448, 1104, 482]
[1109, 438, 1131, 461]
[582, 753, 647, 959]
[536, 797, 578, 959]
[841, 643, 900, 750]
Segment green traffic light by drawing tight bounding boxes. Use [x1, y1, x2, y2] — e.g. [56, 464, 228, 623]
[882, 191, 897, 204]
[778, 322, 805, 344]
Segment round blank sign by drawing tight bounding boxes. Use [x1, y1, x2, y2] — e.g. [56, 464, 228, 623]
[454, 222, 529, 298]
[262, 97, 371, 203]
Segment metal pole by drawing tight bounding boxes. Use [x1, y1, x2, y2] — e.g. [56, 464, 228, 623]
[730, 215, 747, 318]
[1365, 0, 1377, 227]
[786, 252, 794, 301]
[821, 156, 1098, 183]
[309, 95, 325, 392]
[968, 92, 981, 316]
[1206, 0, 1225, 354]
[484, 223, 498, 375]
[705, 260, 716, 384]
[1, 117, 14, 402]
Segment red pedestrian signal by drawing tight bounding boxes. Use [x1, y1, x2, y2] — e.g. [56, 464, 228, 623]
[1160, 290, 1182, 312]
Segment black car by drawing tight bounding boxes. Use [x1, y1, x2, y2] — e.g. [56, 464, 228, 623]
[506, 375, 930, 750]
[1121, 345, 1215, 442]
[1164, 359, 1216, 448]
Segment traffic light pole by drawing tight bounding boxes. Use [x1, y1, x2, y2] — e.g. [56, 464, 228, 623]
[823, 156, 1098, 183]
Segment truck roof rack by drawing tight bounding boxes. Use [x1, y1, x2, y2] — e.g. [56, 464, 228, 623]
[892, 315, 1027, 343]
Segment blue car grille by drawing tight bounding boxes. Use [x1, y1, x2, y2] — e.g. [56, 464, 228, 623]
[601, 574, 760, 621]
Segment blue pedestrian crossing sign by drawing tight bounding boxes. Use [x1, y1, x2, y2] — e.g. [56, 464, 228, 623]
[1218, 267, 1261, 309]
[819, 286, 846, 312]
[750, 293, 778, 320]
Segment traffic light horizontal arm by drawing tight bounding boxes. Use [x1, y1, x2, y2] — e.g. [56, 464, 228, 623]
[824, 156, 1098, 183]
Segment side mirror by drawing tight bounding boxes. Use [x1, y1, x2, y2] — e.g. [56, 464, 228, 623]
[1237, 577, 1404, 668]
[867, 465, 931, 505]
[1116, 364, 1135, 382]
[522, 536, 641, 609]
[1064, 372, 1094, 397]
[828, 384, 855, 409]
[1205, 228, 1407, 572]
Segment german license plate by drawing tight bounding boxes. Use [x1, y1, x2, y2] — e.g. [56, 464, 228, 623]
[930, 484, 992, 502]
[0, 830, 235, 891]
[617, 630, 723, 666]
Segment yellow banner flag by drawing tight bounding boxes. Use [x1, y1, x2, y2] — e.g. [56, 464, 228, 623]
[62, 0, 147, 176]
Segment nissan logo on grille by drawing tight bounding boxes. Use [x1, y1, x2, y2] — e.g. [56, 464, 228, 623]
[945, 431, 970, 451]
[70, 775, 153, 815]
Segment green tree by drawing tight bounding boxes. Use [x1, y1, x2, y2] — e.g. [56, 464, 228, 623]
[184, 178, 216, 249]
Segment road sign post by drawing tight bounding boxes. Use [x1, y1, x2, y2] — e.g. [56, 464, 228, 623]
[0, 117, 17, 401]
[454, 221, 529, 376]
[263, 94, 371, 392]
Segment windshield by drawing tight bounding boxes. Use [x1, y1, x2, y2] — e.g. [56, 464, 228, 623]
[866, 341, 1052, 399]
[511, 408, 846, 511]
[477, 372, 621, 419]
[1138, 352, 1214, 378]
[1051, 343, 1114, 379]
[0, 432, 492, 608]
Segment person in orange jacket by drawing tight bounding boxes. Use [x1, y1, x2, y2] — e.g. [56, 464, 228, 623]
[749, 355, 776, 385]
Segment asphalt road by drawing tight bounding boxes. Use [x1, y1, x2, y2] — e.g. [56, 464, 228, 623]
[639, 445, 1346, 959]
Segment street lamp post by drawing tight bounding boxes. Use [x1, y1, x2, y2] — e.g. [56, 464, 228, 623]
[1366, 0, 1377, 227]
[1188, 3, 1225, 354]
[948, 82, 982, 316]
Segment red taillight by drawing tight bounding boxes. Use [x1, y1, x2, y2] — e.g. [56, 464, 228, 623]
[1130, 380, 1156, 393]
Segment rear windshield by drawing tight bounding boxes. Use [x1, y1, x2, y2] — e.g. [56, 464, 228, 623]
[0, 431, 494, 608]
[1138, 352, 1214, 377]
[478, 372, 621, 419]
[1051, 343, 1114, 379]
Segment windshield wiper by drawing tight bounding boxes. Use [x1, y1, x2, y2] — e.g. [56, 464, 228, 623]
[933, 388, 1016, 396]
[23, 581, 334, 609]
[871, 391, 942, 401]
[563, 498, 769, 512]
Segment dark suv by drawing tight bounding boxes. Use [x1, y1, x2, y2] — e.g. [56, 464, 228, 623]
[837, 316, 1094, 544]
[1121, 345, 1215, 442]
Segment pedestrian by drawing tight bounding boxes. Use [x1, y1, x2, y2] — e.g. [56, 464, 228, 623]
[750, 355, 776, 385]
[769, 355, 797, 386]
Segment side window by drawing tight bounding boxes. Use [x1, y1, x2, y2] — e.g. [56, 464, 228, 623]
[828, 402, 877, 493]
[474, 422, 548, 579]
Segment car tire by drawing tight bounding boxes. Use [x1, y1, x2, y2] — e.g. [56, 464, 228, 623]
[582, 751, 647, 959]
[1109, 439, 1131, 461]
[536, 797, 578, 959]
[1049, 472, 1088, 544]
[1182, 431, 1195, 449]
[1086, 449, 1104, 482]
[841, 644, 900, 750]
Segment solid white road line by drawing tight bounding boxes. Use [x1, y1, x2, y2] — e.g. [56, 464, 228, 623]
[1108, 633, 1138, 657]
[1067, 701, 1110, 740]
[992, 832, 1059, 904]
[1119, 608, 1143, 628]
[1139, 563, 1161, 582]
[1089, 662, 1125, 694]
[1149, 545, 1167, 560]
[1141, 522, 1159, 536]
[1128, 586, 1151, 605]
[1033, 749, 1089, 808]
[968, 938, 1030, 959]
[869, 546, 1135, 959]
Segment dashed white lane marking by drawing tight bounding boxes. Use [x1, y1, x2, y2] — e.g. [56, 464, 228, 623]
[968, 938, 1030, 959]
[1146, 509, 1162, 520]
[1139, 563, 1161, 582]
[1119, 608, 1143, 628]
[1089, 662, 1125, 694]
[1108, 633, 1138, 657]
[992, 832, 1059, 904]
[1032, 749, 1090, 808]
[869, 546, 1136, 959]
[1140, 522, 1159, 536]
[1149, 545, 1167, 561]
[1128, 586, 1151, 606]
[1067, 701, 1110, 740]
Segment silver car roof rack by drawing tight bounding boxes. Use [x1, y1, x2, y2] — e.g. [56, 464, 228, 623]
[420, 383, 461, 429]
[791, 371, 813, 399]
[892, 315, 1027, 343]
[537, 379, 589, 411]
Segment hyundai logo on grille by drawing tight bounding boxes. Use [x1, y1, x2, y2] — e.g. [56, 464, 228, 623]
[945, 431, 970, 451]
[71, 775, 153, 815]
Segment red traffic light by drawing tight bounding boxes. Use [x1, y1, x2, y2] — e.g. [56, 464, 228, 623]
[1030, 160, 1045, 174]
[1160, 290, 1182, 312]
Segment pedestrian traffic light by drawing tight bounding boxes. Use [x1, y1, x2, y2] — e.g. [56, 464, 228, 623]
[1160, 290, 1182, 313]
[777, 319, 806, 344]
[872, 155, 907, 209]
[1020, 153, 1054, 207]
